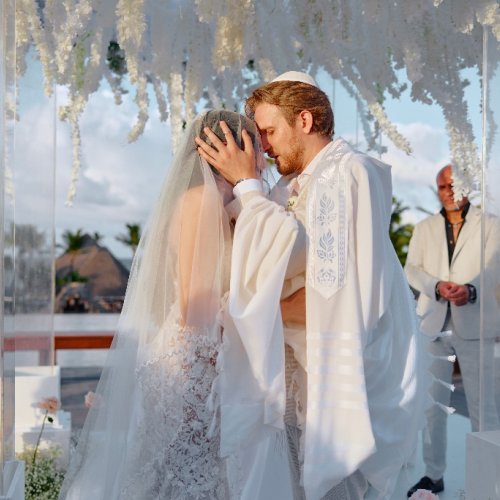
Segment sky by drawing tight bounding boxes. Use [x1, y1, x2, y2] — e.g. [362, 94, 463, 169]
[13, 54, 498, 260]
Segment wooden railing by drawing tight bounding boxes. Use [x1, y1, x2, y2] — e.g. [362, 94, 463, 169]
[4, 331, 114, 364]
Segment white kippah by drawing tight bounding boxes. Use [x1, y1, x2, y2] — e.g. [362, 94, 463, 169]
[271, 71, 318, 87]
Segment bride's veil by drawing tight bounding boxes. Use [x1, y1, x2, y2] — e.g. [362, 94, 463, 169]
[59, 110, 262, 500]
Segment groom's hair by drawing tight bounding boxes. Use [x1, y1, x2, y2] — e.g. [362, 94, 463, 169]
[245, 81, 334, 137]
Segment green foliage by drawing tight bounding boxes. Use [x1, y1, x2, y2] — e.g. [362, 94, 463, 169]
[92, 231, 103, 244]
[389, 196, 414, 267]
[17, 447, 65, 500]
[116, 223, 142, 256]
[56, 269, 88, 291]
[57, 230, 89, 294]
[61, 229, 86, 253]
[107, 41, 127, 75]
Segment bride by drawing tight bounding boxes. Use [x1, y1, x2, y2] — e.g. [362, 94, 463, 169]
[59, 110, 283, 499]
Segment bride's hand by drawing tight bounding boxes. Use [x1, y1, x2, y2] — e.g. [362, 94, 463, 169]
[195, 120, 258, 185]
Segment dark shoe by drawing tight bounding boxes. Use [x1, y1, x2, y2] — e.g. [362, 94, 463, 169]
[407, 476, 444, 497]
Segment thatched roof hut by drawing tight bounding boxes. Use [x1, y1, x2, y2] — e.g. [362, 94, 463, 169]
[55, 234, 129, 313]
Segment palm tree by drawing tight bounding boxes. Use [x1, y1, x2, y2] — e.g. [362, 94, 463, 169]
[389, 197, 414, 267]
[92, 231, 104, 245]
[116, 223, 141, 256]
[61, 228, 86, 254]
[57, 229, 88, 293]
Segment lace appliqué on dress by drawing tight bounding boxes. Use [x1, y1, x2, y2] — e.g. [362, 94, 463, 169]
[120, 327, 228, 500]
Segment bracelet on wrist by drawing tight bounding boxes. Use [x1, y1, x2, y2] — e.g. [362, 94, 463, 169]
[466, 284, 477, 303]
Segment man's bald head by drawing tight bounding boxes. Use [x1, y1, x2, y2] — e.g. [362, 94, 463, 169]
[436, 164, 468, 212]
[436, 164, 452, 184]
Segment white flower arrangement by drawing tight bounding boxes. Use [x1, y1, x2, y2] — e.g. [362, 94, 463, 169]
[17, 397, 64, 500]
[12, 0, 500, 200]
[17, 446, 64, 500]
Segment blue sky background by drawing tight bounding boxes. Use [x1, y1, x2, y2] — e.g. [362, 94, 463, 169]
[15, 53, 496, 260]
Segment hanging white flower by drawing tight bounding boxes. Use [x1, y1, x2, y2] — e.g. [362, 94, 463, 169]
[368, 102, 412, 155]
[13, 0, 500, 200]
[169, 73, 185, 154]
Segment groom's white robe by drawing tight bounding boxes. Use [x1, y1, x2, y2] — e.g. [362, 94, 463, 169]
[221, 138, 426, 499]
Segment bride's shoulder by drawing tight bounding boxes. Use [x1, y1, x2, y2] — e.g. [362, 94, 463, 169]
[180, 185, 204, 202]
[175, 185, 206, 218]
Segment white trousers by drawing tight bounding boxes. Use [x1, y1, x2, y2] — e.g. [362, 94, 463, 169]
[423, 318, 499, 480]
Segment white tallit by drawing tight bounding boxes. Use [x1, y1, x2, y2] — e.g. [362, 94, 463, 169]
[227, 138, 427, 499]
[304, 138, 426, 498]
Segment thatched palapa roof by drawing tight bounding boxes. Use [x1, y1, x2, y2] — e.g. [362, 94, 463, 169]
[55, 234, 129, 312]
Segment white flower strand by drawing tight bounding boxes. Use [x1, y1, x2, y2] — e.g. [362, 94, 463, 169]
[368, 102, 412, 155]
[212, 3, 252, 73]
[65, 120, 82, 207]
[128, 76, 150, 143]
[116, 0, 146, 83]
[90, 30, 103, 69]
[337, 76, 374, 150]
[116, 0, 148, 144]
[446, 120, 481, 201]
[18, 0, 56, 96]
[116, 0, 146, 49]
[14, 2, 31, 76]
[169, 73, 185, 154]
[152, 78, 169, 123]
[60, 94, 86, 206]
[53, 0, 93, 78]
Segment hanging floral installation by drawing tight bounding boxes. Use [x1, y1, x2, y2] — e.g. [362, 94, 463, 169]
[15, 0, 500, 203]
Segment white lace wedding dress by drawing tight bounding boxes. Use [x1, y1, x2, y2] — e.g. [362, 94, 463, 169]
[119, 320, 229, 499]
[59, 110, 256, 500]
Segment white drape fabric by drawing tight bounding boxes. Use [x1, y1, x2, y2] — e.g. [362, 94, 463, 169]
[58, 110, 266, 500]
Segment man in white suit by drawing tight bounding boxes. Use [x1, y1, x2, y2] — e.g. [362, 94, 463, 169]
[406, 164, 500, 497]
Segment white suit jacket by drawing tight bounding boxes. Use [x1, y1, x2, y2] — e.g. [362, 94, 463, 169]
[405, 205, 500, 339]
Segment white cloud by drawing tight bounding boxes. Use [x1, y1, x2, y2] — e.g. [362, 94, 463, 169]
[382, 121, 450, 223]
[15, 77, 173, 259]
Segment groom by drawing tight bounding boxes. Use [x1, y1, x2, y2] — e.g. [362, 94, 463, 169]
[196, 72, 426, 499]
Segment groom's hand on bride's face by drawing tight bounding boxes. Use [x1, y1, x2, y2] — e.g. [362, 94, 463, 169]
[195, 121, 258, 185]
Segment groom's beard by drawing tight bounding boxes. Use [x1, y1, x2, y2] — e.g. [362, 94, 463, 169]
[276, 136, 305, 176]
